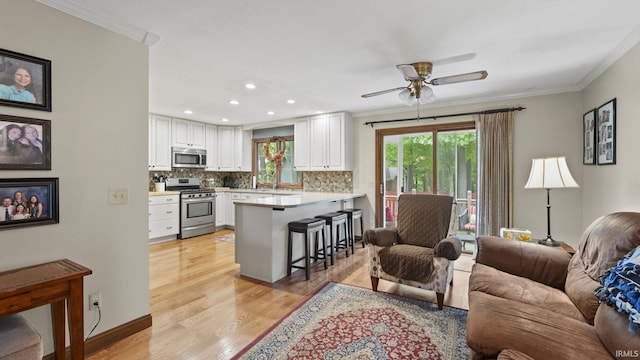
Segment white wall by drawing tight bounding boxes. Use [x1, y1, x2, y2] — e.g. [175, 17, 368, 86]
[581, 42, 640, 226]
[353, 91, 586, 247]
[0, 1, 150, 354]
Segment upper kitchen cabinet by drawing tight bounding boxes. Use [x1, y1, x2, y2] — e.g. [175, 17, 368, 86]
[234, 127, 252, 172]
[149, 114, 172, 171]
[205, 126, 251, 172]
[172, 118, 206, 149]
[205, 124, 218, 170]
[293, 117, 309, 171]
[307, 112, 352, 171]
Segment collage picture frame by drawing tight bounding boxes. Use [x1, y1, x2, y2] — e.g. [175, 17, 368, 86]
[596, 98, 616, 165]
[582, 109, 596, 165]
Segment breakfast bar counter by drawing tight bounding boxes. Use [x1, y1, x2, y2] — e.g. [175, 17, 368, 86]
[234, 192, 365, 283]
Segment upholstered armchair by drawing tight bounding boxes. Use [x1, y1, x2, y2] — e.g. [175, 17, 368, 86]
[364, 194, 462, 309]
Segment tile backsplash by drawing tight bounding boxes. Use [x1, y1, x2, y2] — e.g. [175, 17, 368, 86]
[149, 170, 352, 193]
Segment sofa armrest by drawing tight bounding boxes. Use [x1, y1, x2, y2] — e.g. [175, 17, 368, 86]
[475, 235, 571, 289]
[434, 236, 462, 260]
[363, 227, 398, 247]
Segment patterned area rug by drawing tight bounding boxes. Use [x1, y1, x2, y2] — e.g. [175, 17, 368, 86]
[232, 282, 468, 359]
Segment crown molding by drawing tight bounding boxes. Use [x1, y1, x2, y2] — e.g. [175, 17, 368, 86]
[36, 0, 159, 46]
[578, 23, 640, 89]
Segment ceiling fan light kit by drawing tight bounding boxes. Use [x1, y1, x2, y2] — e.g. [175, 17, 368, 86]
[362, 61, 488, 106]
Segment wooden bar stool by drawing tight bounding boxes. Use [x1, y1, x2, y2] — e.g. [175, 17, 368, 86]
[287, 218, 327, 280]
[315, 212, 349, 262]
[339, 208, 364, 253]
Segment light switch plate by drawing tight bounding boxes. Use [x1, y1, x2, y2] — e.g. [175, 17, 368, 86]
[108, 188, 129, 205]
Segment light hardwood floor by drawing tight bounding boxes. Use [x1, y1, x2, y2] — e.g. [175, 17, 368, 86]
[87, 230, 473, 359]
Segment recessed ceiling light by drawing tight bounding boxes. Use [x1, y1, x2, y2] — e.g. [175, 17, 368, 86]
[287, 99, 295, 104]
[267, 111, 275, 115]
[245, 83, 256, 89]
[221, 118, 229, 122]
[316, 111, 323, 114]
[183, 109, 193, 114]
[229, 100, 239, 105]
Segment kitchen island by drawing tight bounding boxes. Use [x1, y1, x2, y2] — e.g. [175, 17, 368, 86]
[234, 192, 365, 283]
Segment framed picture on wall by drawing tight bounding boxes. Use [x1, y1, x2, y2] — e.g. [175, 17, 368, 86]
[596, 98, 616, 165]
[0, 48, 52, 112]
[0, 178, 59, 230]
[0, 114, 51, 170]
[582, 109, 596, 165]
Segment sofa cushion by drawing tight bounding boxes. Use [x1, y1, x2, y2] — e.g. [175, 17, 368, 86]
[566, 212, 640, 323]
[466, 291, 613, 360]
[469, 263, 586, 322]
[595, 303, 640, 359]
[497, 349, 535, 360]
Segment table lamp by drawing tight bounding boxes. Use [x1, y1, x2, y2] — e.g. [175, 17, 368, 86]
[524, 156, 579, 246]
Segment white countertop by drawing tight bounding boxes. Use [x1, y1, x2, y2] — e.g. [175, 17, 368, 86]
[233, 192, 365, 208]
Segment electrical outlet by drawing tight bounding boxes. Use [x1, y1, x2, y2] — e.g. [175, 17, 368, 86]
[89, 291, 102, 311]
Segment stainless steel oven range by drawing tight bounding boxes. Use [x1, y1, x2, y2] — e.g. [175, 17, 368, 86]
[165, 177, 216, 239]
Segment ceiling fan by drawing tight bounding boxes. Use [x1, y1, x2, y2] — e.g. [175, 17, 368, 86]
[361, 62, 488, 105]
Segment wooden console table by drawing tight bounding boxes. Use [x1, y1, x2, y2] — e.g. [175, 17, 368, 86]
[0, 259, 92, 360]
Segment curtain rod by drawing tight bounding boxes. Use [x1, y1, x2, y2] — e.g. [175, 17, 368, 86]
[363, 106, 526, 127]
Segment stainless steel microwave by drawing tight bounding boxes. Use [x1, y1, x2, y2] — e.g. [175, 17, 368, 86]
[172, 147, 207, 168]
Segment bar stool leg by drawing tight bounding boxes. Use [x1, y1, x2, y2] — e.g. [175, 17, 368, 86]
[304, 229, 311, 280]
[318, 230, 328, 269]
[287, 229, 293, 276]
[358, 215, 364, 248]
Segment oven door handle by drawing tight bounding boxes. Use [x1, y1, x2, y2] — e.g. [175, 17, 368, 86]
[182, 196, 216, 204]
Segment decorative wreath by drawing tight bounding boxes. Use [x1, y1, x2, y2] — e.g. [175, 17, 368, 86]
[263, 138, 284, 169]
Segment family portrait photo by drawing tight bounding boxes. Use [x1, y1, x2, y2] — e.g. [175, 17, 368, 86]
[0, 48, 51, 111]
[0, 178, 58, 230]
[0, 115, 51, 170]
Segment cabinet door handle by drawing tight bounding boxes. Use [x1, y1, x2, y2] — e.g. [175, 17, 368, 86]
[166, 211, 173, 214]
[166, 226, 173, 230]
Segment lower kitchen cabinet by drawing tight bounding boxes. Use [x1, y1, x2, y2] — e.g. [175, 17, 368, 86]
[149, 194, 179, 241]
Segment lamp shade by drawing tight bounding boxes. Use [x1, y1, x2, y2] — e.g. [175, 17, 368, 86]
[524, 156, 579, 189]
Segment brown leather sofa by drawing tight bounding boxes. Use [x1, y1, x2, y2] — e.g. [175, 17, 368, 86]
[466, 212, 640, 359]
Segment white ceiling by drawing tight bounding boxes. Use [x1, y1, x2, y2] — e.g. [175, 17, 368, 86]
[39, 0, 640, 126]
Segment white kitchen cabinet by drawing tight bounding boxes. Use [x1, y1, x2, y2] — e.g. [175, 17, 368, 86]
[293, 117, 309, 170]
[308, 112, 352, 171]
[215, 192, 226, 228]
[148, 114, 172, 171]
[234, 128, 252, 171]
[172, 118, 206, 149]
[205, 124, 218, 171]
[149, 195, 179, 241]
[214, 126, 236, 171]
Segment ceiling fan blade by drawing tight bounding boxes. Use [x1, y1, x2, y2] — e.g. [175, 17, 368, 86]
[361, 86, 408, 98]
[430, 70, 488, 86]
[430, 53, 477, 66]
[396, 64, 421, 81]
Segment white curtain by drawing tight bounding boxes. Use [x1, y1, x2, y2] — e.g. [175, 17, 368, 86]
[476, 111, 515, 236]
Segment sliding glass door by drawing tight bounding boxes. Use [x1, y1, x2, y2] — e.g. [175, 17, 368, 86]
[378, 123, 476, 236]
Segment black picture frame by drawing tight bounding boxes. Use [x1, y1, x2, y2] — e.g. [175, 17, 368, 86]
[0, 48, 51, 112]
[596, 98, 616, 165]
[0, 114, 51, 170]
[582, 109, 596, 165]
[0, 177, 59, 230]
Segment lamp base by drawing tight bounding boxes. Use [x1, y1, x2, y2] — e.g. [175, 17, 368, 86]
[538, 237, 561, 247]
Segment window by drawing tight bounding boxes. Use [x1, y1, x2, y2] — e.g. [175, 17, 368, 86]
[254, 136, 302, 189]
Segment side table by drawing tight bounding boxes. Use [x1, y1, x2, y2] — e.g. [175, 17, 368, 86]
[0, 259, 92, 360]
